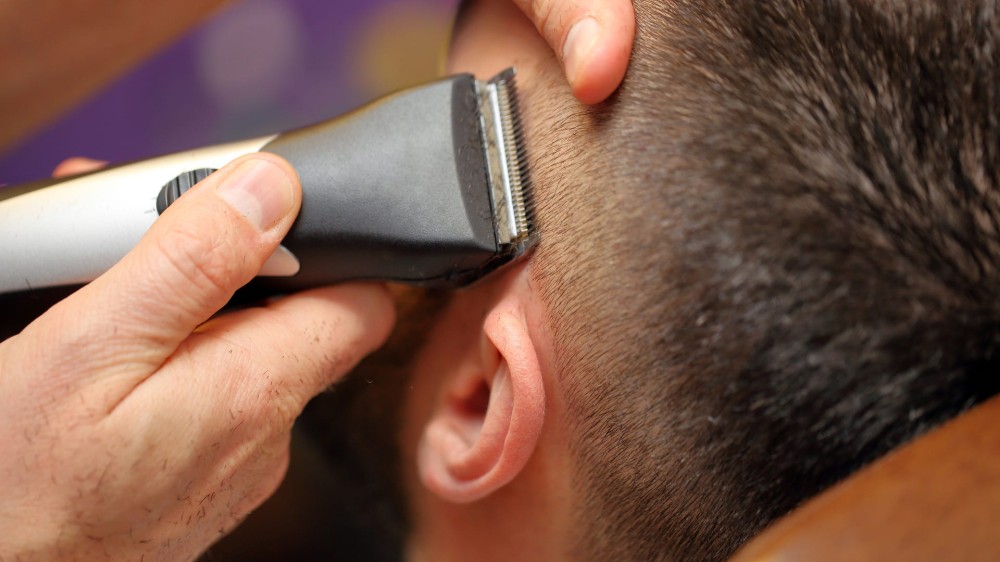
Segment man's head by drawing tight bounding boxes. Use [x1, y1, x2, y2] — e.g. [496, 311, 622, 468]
[311, 0, 1000, 560]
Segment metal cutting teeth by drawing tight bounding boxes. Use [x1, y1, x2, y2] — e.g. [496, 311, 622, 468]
[477, 68, 535, 255]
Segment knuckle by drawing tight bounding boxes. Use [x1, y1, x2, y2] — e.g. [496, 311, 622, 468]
[281, 312, 364, 387]
[530, 0, 556, 30]
[229, 439, 290, 519]
[527, 0, 573, 48]
[154, 225, 243, 301]
[234, 360, 303, 432]
[255, 375, 301, 429]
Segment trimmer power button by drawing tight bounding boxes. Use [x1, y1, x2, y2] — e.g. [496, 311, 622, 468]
[156, 168, 218, 215]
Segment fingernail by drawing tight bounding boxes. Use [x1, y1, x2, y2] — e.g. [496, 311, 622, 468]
[563, 17, 602, 87]
[216, 157, 295, 232]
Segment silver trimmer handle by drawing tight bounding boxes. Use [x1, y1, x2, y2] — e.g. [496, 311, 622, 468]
[0, 135, 303, 296]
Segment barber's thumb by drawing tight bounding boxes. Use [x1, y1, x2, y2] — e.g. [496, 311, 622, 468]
[515, 0, 635, 104]
[73, 153, 301, 356]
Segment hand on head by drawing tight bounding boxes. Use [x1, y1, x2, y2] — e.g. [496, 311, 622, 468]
[511, 0, 636, 103]
[0, 155, 394, 560]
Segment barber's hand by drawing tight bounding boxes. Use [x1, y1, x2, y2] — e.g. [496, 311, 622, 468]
[0, 154, 395, 561]
[513, 0, 635, 103]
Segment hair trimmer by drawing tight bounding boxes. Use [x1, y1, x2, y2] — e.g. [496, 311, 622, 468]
[0, 68, 534, 336]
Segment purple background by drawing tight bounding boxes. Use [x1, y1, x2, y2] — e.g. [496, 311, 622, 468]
[0, 0, 457, 184]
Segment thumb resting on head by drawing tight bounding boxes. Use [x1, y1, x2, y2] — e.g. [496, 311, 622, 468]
[512, 0, 636, 104]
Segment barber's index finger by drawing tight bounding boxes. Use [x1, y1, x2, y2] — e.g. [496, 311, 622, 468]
[21, 155, 300, 391]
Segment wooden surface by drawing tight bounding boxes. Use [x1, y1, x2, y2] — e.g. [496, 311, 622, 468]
[730, 394, 1000, 562]
[0, 1, 231, 152]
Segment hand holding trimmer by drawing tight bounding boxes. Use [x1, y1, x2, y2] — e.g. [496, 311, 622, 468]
[0, 68, 534, 334]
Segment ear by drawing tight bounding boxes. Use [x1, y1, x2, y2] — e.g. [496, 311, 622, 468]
[417, 288, 545, 503]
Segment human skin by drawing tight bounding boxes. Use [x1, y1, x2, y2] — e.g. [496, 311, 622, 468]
[400, 1, 587, 560]
[402, 266, 577, 562]
[508, 0, 635, 102]
[0, 154, 394, 561]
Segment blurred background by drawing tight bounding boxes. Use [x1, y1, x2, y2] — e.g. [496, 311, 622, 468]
[0, 0, 457, 184]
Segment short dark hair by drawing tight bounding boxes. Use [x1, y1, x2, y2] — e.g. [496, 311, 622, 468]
[527, 0, 1000, 560]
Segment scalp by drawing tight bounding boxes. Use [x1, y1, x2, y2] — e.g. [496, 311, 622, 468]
[525, 1, 1000, 560]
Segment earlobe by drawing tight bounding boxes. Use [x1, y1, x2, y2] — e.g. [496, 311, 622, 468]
[417, 297, 546, 503]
